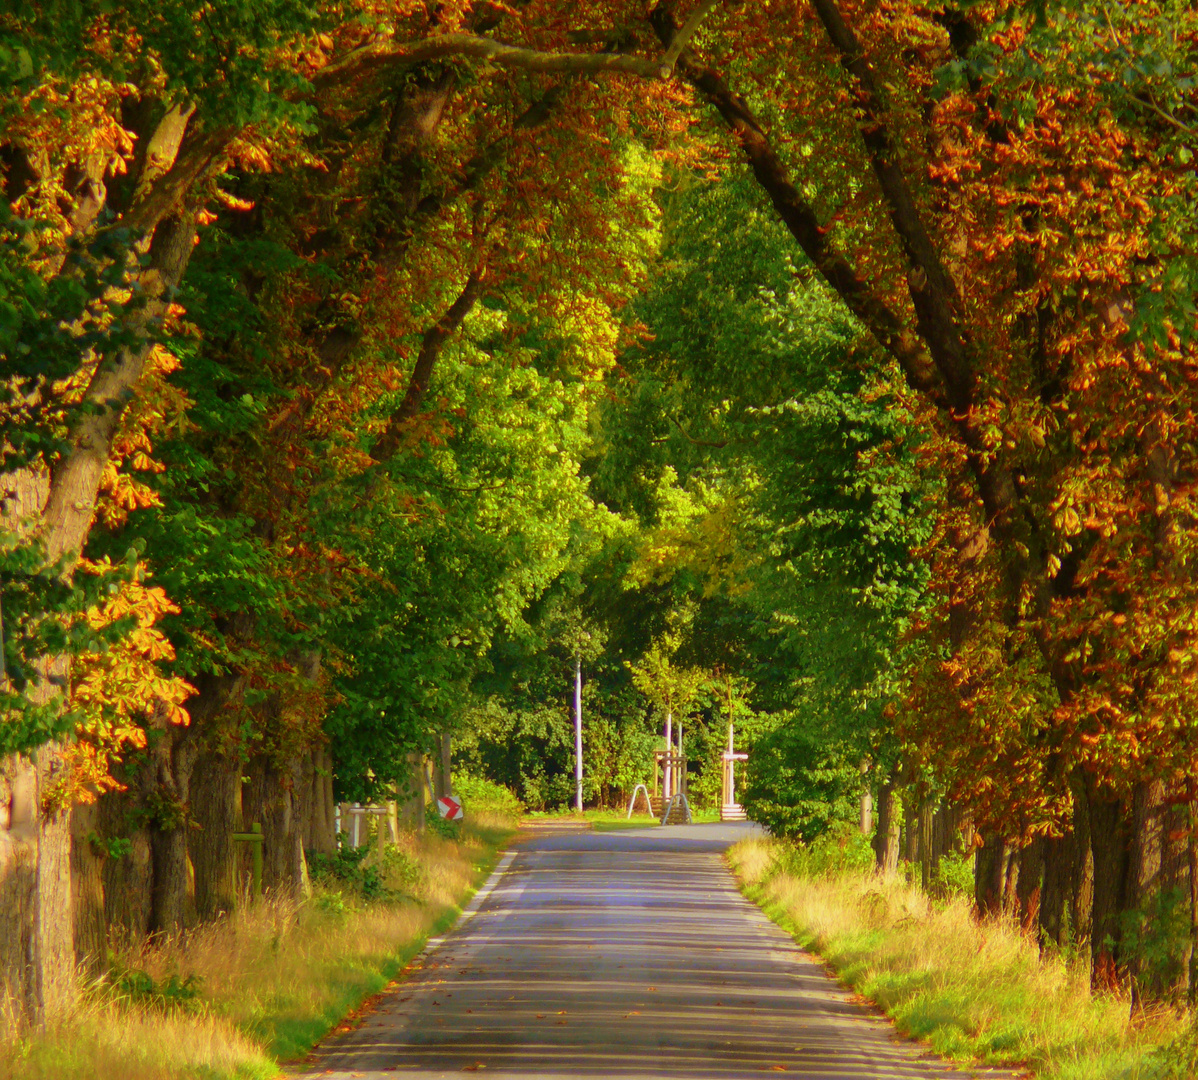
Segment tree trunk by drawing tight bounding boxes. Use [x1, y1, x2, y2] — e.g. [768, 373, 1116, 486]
[188, 751, 241, 920]
[243, 755, 309, 898]
[400, 752, 425, 832]
[1039, 832, 1072, 949]
[32, 746, 74, 1016]
[308, 746, 336, 856]
[1070, 774, 1095, 946]
[69, 801, 107, 973]
[1126, 778, 1166, 1008]
[98, 780, 153, 943]
[1016, 838, 1044, 931]
[1001, 843, 1020, 913]
[290, 755, 312, 898]
[437, 732, 453, 800]
[143, 721, 197, 936]
[873, 778, 900, 877]
[919, 798, 935, 892]
[1189, 785, 1198, 1005]
[902, 793, 918, 864]
[975, 831, 1005, 915]
[1087, 780, 1129, 991]
[0, 748, 73, 1022]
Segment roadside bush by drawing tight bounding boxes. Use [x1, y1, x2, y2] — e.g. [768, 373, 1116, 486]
[307, 843, 423, 902]
[308, 845, 387, 900]
[425, 812, 462, 840]
[774, 823, 875, 879]
[453, 774, 522, 817]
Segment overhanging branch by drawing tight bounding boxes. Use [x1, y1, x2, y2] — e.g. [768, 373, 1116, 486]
[317, 11, 724, 90]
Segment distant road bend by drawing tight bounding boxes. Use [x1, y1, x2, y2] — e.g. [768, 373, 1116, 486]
[298, 822, 1011, 1079]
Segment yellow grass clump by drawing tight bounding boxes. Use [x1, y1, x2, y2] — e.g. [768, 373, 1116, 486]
[728, 835, 1193, 1080]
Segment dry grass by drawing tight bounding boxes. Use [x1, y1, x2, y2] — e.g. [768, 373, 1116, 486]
[0, 817, 514, 1080]
[728, 835, 1192, 1080]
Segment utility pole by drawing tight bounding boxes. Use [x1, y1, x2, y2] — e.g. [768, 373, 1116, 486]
[574, 655, 583, 813]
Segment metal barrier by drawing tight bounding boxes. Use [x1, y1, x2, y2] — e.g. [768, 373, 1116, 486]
[626, 783, 653, 818]
[660, 792, 692, 825]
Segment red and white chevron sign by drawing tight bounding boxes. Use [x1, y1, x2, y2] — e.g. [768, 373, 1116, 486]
[437, 794, 463, 821]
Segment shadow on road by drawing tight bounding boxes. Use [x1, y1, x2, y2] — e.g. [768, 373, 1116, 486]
[297, 821, 1014, 1080]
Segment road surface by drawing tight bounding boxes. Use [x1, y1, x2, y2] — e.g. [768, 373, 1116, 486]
[297, 822, 1009, 1079]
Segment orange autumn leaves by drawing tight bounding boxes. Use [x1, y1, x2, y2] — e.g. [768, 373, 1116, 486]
[59, 562, 193, 806]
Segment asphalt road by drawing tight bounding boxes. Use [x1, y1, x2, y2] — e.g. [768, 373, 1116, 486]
[297, 822, 1008, 1079]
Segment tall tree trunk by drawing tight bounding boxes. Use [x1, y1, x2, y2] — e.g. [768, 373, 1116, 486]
[97, 780, 153, 942]
[1126, 778, 1166, 1008]
[243, 755, 309, 898]
[1016, 839, 1044, 931]
[919, 797, 935, 892]
[180, 670, 245, 920]
[1189, 784, 1198, 1005]
[144, 720, 197, 936]
[32, 746, 74, 1015]
[69, 801, 107, 973]
[188, 751, 241, 920]
[1001, 843, 1021, 913]
[308, 745, 336, 856]
[1087, 780, 1129, 991]
[400, 752, 425, 832]
[975, 832, 1005, 916]
[873, 777, 900, 877]
[1039, 832, 1073, 949]
[902, 793, 918, 864]
[1070, 774, 1095, 946]
[0, 748, 73, 1021]
[290, 755, 312, 898]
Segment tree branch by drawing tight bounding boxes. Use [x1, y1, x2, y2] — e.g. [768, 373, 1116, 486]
[659, 0, 724, 75]
[117, 127, 234, 236]
[316, 31, 672, 89]
[806, 0, 973, 410]
[647, 5, 943, 403]
[371, 269, 484, 463]
[668, 414, 727, 448]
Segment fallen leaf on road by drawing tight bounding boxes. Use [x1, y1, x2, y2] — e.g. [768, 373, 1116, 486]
[535, 1014, 545, 1019]
[625, 1011, 641, 1017]
[556, 1020, 567, 1026]
[556, 1010, 566, 1015]
[768, 1067, 787, 1072]
[462, 1063, 487, 1071]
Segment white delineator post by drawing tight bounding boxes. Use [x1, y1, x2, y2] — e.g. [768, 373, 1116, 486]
[574, 656, 583, 813]
[728, 723, 735, 803]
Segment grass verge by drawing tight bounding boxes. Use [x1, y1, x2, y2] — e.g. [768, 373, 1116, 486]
[526, 805, 722, 829]
[728, 834, 1195, 1080]
[0, 810, 516, 1080]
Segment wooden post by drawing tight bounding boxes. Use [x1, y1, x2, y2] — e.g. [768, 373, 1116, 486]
[232, 822, 264, 900]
